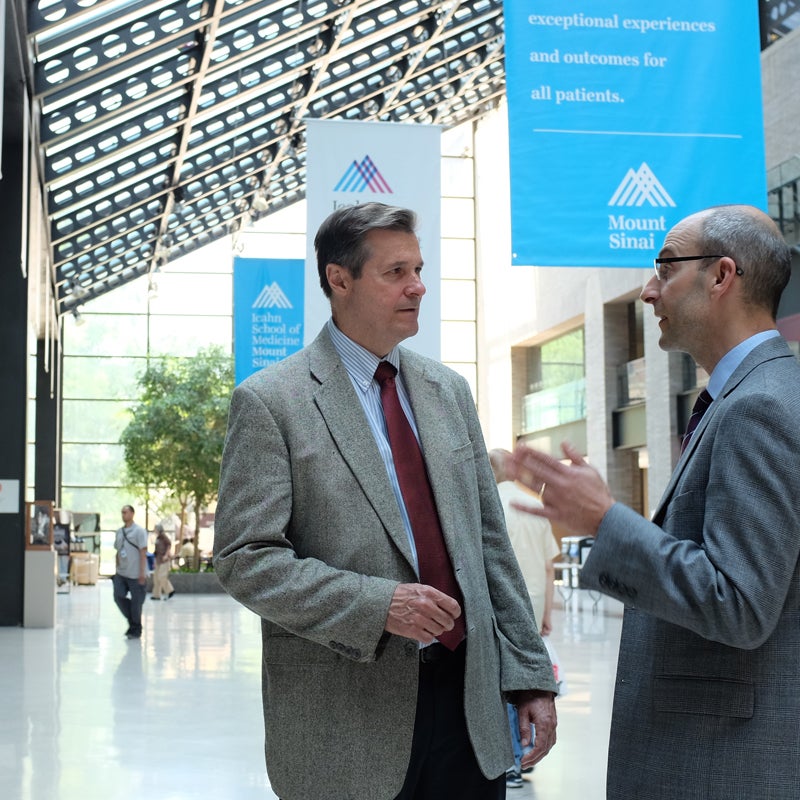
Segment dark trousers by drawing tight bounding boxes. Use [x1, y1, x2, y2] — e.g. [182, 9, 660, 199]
[112, 574, 146, 635]
[394, 642, 506, 800]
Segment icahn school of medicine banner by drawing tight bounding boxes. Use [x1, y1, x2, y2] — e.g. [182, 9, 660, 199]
[305, 119, 442, 360]
[504, 1, 766, 267]
[232, 256, 305, 385]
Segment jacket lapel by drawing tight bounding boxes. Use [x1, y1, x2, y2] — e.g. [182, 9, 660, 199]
[652, 336, 793, 522]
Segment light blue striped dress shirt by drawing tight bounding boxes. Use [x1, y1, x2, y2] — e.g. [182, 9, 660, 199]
[326, 318, 421, 575]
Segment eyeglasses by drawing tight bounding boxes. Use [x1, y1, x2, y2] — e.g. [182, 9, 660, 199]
[653, 255, 743, 282]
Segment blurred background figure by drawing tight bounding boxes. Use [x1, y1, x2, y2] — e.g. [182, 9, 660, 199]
[151, 523, 175, 601]
[178, 536, 195, 567]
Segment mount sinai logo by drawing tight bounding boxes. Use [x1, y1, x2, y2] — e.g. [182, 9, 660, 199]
[252, 282, 293, 309]
[609, 163, 675, 208]
[607, 163, 673, 251]
[334, 155, 393, 193]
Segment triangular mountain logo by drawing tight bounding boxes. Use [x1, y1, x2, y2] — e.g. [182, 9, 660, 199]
[252, 282, 293, 309]
[609, 163, 676, 207]
[333, 155, 393, 193]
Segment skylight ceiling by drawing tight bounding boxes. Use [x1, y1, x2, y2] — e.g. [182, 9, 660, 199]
[28, 0, 506, 314]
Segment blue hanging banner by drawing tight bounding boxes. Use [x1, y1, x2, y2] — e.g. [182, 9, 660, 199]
[233, 257, 304, 385]
[504, 1, 766, 267]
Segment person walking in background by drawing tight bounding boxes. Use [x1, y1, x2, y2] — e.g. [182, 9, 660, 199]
[112, 505, 147, 640]
[214, 202, 557, 800]
[490, 448, 560, 790]
[151, 523, 175, 601]
[506, 204, 800, 799]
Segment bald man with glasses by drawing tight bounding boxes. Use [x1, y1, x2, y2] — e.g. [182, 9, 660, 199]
[505, 204, 800, 800]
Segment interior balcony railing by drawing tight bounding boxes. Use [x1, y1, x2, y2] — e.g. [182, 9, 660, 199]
[768, 155, 800, 248]
[617, 357, 646, 408]
[521, 378, 586, 435]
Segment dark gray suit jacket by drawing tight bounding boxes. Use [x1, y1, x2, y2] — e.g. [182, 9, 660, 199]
[580, 336, 800, 799]
[214, 328, 556, 800]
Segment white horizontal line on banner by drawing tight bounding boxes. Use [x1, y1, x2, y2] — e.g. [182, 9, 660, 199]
[532, 129, 743, 139]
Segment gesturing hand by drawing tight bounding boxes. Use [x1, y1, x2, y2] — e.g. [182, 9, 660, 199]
[384, 583, 461, 644]
[506, 442, 614, 537]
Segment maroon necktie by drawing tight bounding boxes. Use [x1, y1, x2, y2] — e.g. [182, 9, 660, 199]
[374, 361, 465, 650]
[680, 388, 712, 454]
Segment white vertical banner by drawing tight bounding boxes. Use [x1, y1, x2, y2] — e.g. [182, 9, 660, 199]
[305, 119, 441, 360]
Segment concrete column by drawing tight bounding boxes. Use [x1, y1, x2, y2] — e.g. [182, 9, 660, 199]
[643, 312, 685, 516]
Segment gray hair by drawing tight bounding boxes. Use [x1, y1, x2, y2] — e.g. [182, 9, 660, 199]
[699, 206, 791, 318]
[314, 202, 418, 298]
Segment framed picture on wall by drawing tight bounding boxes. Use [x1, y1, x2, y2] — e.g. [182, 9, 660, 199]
[26, 500, 54, 550]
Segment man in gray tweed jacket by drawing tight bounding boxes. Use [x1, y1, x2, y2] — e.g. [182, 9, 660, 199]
[214, 203, 557, 800]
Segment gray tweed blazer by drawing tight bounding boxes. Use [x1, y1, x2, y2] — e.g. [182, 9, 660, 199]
[580, 336, 800, 800]
[214, 328, 556, 800]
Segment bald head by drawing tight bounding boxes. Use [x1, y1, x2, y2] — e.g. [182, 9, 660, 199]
[680, 204, 779, 233]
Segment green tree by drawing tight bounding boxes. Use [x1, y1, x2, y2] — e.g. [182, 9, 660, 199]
[120, 346, 233, 568]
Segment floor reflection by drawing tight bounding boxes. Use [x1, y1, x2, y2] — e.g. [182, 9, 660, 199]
[0, 583, 622, 800]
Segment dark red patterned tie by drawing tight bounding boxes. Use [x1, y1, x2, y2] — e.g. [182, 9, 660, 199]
[681, 388, 712, 454]
[374, 361, 465, 649]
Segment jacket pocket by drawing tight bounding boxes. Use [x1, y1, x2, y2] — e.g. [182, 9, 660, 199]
[653, 675, 753, 718]
[264, 634, 343, 667]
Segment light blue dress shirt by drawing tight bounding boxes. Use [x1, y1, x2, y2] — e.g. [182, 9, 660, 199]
[706, 329, 780, 400]
[326, 318, 421, 575]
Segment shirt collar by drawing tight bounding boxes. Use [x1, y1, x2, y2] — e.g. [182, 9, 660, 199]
[707, 329, 780, 399]
[326, 318, 400, 392]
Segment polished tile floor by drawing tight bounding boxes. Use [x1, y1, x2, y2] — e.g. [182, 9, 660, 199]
[0, 581, 622, 800]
